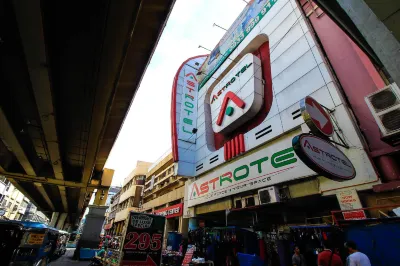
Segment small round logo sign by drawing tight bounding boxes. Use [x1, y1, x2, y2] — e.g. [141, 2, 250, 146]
[0, 209, 5, 216]
[292, 134, 356, 182]
[301, 96, 334, 137]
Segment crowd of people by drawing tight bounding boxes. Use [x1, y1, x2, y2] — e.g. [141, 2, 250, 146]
[292, 240, 371, 266]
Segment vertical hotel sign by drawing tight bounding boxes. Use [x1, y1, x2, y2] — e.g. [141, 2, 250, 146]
[178, 67, 198, 143]
[198, 0, 278, 90]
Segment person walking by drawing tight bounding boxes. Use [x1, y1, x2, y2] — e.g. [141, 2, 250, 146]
[344, 241, 371, 266]
[318, 240, 343, 266]
[292, 246, 307, 266]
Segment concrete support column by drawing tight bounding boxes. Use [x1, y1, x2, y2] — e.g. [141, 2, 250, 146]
[337, 0, 400, 86]
[56, 213, 68, 230]
[163, 218, 174, 249]
[63, 223, 70, 232]
[79, 205, 108, 249]
[179, 217, 189, 238]
[49, 212, 60, 227]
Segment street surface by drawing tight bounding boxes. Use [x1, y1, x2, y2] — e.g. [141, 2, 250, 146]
[51, 249, 88, 266]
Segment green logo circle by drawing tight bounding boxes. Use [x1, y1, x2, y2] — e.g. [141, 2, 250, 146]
[226, 106, 234, 116]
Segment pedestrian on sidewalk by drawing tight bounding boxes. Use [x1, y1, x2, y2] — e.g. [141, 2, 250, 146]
[293, 246, 307, 266]
[344, 241, 371, 266]
[318, 240, 343, 266]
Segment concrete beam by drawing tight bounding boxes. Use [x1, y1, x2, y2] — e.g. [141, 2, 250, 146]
[0, 107, 36, 176]
[0, 172, 110, 189]
[34, 182, 55, 211]
[49, 212, 60, 227]
[13, 0, 68, 213]
[77, 188, 88, 219]
[56, 213, 68, 230]
[58, 186, 68, 213]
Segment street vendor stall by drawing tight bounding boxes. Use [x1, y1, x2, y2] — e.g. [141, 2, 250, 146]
[186, 226, 260, 266]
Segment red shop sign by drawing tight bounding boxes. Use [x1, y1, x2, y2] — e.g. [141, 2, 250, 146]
[343, 210, 367, 220]
[104, 223, 112, 230]
[154, 203, 183, 218]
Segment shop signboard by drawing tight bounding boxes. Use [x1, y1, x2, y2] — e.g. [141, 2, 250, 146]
[342, 210, 367, 220]
[336, 189, 366, 220]
[292, 134, 356, 182]
[171, 55, 207, 175]
[300, 96, 334, 137]
[210, 53, 264, 134]
[336, 189, 362, 210]
[198, 0, 278, 90]
[178, 66, 199, 144]
[153, 203, 183, 219]
[187, 131, 315, 207]
[121, 212, 165, 266]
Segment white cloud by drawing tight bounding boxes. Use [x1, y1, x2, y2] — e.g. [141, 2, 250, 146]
[105, 0, 246, 186]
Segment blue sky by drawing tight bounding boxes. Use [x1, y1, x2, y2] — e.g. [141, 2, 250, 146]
[105, 0, 246, 186]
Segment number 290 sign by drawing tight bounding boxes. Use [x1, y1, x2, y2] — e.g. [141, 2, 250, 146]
[121, 212, 166, 266]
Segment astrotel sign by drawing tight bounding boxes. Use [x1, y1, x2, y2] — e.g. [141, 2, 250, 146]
[210, 53, 264, 134]
[300, 96, 334, 137]
[292, 134, 356, 182]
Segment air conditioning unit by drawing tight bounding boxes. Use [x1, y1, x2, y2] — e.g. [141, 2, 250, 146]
[365, 83, 400, 146]
[242, 195, 259, 208]
[234, 197, 243, 209]
[258, 186, 280, 205]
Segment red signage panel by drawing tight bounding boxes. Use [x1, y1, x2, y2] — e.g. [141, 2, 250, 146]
[104, 223, 113, 230]
[154, 203, 183, 219]
[343, 210, 367, 220]
[301, 96, 334, 137]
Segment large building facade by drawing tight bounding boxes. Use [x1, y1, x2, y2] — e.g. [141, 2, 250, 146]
[170, 0, 400, 233]
[113, 161, 152, 235]
[141, 151, 187, 245]
[0, 177, 29, 221]
[102, 186, 121, 235]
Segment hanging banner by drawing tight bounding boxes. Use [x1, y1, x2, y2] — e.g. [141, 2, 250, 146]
[198, 0, 278, 90]
[121, 212, 165, 266]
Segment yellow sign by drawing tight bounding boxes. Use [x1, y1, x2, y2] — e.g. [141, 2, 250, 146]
[27, 233, 45, 245]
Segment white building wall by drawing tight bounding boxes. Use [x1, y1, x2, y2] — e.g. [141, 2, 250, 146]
[184, 0, 378, 207]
